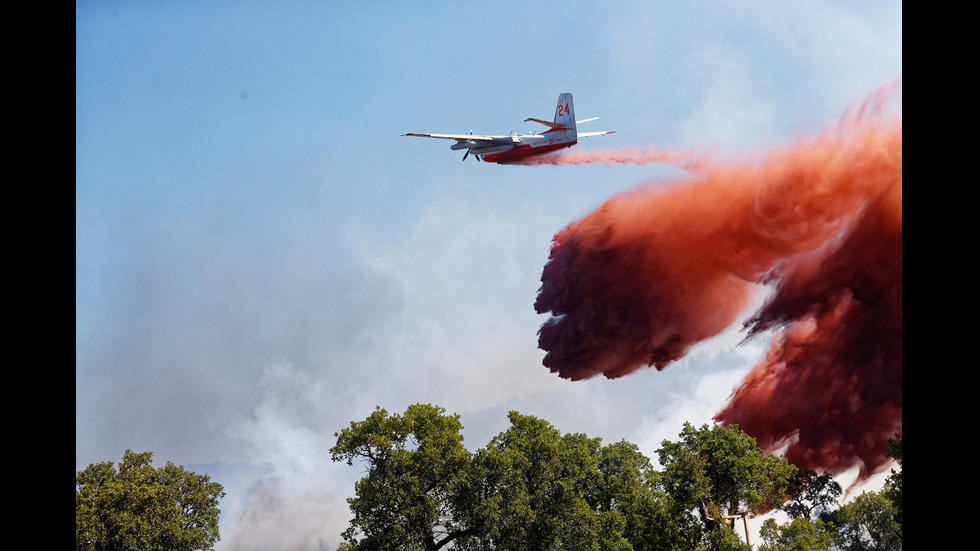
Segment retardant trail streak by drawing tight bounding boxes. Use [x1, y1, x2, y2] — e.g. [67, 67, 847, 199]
[534, 82, 901, 481]
[513, 145, 705, 169]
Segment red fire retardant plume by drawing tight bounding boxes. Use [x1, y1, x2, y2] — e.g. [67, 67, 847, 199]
[715, 179, 901, 481]
[534, 82, 901, 481]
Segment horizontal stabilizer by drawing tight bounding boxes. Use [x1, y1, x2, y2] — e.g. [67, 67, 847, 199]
[576, 117, 599, 124]
[578, 130, 616, 138]
[524, 117, 567, 130]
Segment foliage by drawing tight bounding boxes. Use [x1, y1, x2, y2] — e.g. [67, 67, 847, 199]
[333, 407, 806, 551]
[882, 433, 902, 530]
[833, 491, 902, 551]
[657, 422, 797, 532]
[595, 441, 700, 551]
[699, 523, 753, 551]
[759, 517, 836, 551]
[333, 408, 908, 551]
[329, 404, 477, 551]
[474, 412, 633, 550]
[75, 449, 225, 551]
[784, 468, 843, 521]
[759, 432, 903, 551]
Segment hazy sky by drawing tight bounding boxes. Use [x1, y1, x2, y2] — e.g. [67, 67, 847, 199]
[76, 2, 901, 549]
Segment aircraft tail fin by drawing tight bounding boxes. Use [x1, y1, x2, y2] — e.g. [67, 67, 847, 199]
[553, 92, 577, 140]
[525, 93, 613, 142]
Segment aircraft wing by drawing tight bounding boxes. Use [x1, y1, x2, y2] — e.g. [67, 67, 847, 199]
[402, 132, 499, 142]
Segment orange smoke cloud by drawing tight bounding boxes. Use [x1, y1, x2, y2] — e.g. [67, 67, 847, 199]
[535, 81, 901, 480]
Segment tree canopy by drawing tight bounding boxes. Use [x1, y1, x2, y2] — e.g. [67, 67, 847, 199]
[330, 404, 477, 551]
[76, 449, 226, 551]
[473, 412, 634, 550]
[759, 433, 903, 551]
[332, 404, 821, 551]
[74, 410, 901, 550]
[657, 422, 797, 529]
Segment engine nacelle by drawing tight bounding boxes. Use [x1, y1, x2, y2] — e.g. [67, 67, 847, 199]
[450, 141, 477, 151]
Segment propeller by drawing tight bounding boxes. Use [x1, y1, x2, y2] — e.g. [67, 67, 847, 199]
[462, 149, 470, 161]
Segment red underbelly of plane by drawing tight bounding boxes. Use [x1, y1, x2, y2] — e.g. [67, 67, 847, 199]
[482, 142, 576, 164]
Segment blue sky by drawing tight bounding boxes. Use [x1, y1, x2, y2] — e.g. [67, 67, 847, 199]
[76, 2, 901, 549]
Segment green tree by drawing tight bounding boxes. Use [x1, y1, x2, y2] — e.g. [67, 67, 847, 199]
[881, 433, 902, 530]
[833, 491, 902, 551]
[784, 468, 843, 521]
[752, 432, 903, 551]
[75, 449, 225, 551]
[333, 406, 675, 551]
[758, 517, 837, 551]
[333, 408, 810, 551]
[700, 523, 754, 551]
[657, 423, 796, 547]
[593, 442, 699, 551]
[474, 412, 631, 551]
[329, 404, 480, 551]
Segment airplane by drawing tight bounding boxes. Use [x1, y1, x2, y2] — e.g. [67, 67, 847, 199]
[402, 92, 615, 164]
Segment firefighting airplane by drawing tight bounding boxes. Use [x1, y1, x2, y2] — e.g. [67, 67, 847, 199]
[402, 93, 614, 164]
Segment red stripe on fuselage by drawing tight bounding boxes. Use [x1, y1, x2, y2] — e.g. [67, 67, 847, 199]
[482, 141, 576, 164]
